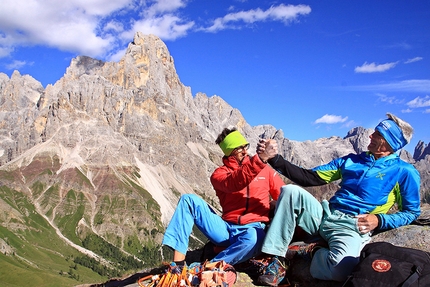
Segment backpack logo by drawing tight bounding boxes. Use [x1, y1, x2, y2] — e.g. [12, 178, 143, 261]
[372, 259, 391, 272]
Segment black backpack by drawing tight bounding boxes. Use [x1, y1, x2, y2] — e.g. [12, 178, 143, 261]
[342, 242, 430, 287]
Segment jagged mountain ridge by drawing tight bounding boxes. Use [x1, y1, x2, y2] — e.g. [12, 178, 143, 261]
[0, 32, 429, 285]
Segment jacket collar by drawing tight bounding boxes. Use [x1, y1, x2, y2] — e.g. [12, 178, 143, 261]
[365, 151, 398, 162]
[222, 154, 250, 168]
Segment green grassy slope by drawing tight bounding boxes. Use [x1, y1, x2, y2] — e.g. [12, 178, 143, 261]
[0, 185, 108, 286]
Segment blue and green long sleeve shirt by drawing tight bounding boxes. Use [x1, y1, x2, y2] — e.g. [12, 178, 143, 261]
[268, 151, 421, 230]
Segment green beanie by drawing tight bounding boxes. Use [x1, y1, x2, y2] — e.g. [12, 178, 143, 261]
[219, 131, 249, 156]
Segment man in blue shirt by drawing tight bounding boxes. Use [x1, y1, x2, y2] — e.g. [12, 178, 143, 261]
[256, 113, 421, 286]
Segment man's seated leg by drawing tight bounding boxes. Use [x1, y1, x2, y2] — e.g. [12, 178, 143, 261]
[212, 222, 266, 265]
[162, 194, 229, 261]
[309, 211, 371, 282]
[262, 184, 323, 258]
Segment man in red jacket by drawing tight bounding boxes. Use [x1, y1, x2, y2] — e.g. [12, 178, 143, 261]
[162, 127, 284, 266]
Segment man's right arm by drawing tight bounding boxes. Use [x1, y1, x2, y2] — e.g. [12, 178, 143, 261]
[258, 139, 326, 187]
[268, 154, 326, 187]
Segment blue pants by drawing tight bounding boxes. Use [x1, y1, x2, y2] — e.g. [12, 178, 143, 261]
[261, 185, 371, 281]
[162, 194, 266, 265]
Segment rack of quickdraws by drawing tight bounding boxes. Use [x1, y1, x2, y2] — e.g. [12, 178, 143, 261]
[137, 260, 236, 287]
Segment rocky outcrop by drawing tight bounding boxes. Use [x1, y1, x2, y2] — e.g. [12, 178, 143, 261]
[414, 141, 430, 161]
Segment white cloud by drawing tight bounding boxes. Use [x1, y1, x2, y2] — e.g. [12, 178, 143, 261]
[64, 0, 132, 16]
[425, 109, 430, 114]
[121, 15, 195, 41]
[0, 0, 131, 58]
[349, 79, 430, 93]
[341, 120, 357, 129]
[401, 108, 413, 113]
[384, 42, 412, 50]
[314, 114, 348, 124]
[0, 1, 311, 61]
[202, 4, 311, 32]
[5, 60, 28, 70]
[0, 46, 14, 58]
[354, 61, 398, 73]
[149, 0, 186, 14]
[406, 95, 430, 108]
[376, 93, 403, 105]
[108, 48, 127, 62]
[0, 0, 193, 59]
[105, 21, 125, 33]
[404, 57, 423, 64]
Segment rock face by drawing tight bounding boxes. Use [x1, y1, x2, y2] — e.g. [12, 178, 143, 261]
[414, 140, 430, 161]
[0, 32, 430, 286]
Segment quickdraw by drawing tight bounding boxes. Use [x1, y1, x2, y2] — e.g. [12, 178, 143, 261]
[138, 264, 194, 287]
[137, 260, 236, 287]
[137, 274, 160, 287]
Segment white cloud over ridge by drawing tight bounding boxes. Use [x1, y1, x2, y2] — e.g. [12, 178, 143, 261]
[351, 79, 430, 93]
[202, 4, 311, 32]
[314, 114, 348, 124]
[5, 60, 28, 70]
[404, 57, 423, 64]
[407, 96, 430, 108]
[376, 93, 404, 105]
[354, 61, 398, 73]
[120, 15, 195, 42]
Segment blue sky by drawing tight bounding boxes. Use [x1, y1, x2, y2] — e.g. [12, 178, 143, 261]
[1, 0, 429, 154]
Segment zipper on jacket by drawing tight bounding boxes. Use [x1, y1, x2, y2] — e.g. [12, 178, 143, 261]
[238, 185, 250, 224]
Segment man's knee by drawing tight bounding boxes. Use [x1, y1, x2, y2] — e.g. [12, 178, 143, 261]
[180, 193, 197, 201]
[280, 184, 307, 197]
[280, 184, 296, 194]
[178, 194, 202, 206]
[239, 228, 258, 243]
[279, 184, 312, 207]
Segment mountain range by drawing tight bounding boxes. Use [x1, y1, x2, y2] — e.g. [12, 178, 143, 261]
[0, 32, 429, 286]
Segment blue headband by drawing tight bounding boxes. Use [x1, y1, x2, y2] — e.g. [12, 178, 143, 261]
[375, 119, 407, 152]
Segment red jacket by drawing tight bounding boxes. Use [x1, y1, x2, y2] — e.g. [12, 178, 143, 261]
[210, 154, 285, 225]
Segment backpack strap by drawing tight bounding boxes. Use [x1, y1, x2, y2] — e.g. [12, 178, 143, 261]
[402, 266, 422, 287]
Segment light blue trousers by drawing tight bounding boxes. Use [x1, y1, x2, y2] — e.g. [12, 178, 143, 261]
[162, 194, 266, 265]
[261, 185, 371, 282]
